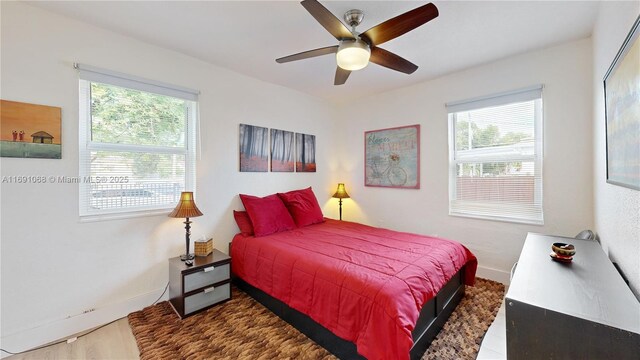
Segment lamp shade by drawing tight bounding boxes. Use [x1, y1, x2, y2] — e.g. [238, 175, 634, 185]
[168, 191, 203, 218]
[332, 183, 350, 199]
[336, 39, 370, 71]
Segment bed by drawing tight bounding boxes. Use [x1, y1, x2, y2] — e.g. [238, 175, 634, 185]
[230, 218, 477, 360]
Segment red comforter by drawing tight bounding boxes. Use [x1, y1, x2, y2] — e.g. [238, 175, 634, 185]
[231, 219, 477, 360]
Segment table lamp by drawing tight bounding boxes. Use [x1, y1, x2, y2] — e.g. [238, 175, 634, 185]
[169, 191, 203, 261]
[332, 183, 350, 221]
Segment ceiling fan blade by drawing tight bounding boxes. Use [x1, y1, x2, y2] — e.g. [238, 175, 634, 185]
[301, 0, 354, 40]
[360, 3, 438, 46]
[369, 47, 418, 74]
[334, 66, 351, 85]
[276, 45, 339, 63]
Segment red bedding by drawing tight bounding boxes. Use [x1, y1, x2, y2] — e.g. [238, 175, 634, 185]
[231, 219, 477, 360]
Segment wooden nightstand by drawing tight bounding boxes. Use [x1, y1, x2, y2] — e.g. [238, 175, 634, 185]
[168, 249, 231, 318]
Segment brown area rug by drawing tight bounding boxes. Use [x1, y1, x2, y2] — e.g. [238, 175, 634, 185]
[128, 278, 504, 360]
[423, 278, 505, 360]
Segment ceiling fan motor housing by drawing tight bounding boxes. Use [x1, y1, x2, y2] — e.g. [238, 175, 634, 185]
[344, 9, 364, 28]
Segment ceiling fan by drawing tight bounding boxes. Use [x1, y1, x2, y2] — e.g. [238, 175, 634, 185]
[276, 0, 439, 85]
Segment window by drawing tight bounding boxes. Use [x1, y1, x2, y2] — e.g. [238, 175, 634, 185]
[447, 86, 543, 224]
[77, 64, 198, 219]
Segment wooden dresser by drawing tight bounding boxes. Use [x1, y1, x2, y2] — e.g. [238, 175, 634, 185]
[506, 233, 640, 359]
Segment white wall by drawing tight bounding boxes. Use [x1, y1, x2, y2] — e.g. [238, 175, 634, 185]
[0, 2, 339, 352]
[592, 3, 640, 298]
[335, 38, 594, 281]
[2, 0, 626, 354]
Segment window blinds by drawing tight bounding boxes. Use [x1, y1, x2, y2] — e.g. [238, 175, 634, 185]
[447, 86, 543, 224]
[75, 63, 199, 101]
[77, 65, 198, 219]
[445, 85, 542, 113]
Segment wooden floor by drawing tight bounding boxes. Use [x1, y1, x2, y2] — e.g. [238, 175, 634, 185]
[5, 318, 139, 360]
[6, 297, 508, 360]
[476, 296, 507, 359]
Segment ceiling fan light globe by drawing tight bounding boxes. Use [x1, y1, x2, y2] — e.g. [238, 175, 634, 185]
[336, 40, 370, 71]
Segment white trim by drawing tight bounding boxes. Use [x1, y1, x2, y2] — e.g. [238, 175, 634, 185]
[79, 208, 171, 223]
[449, 211, 544, 226]
[78, 79, 91, 218]
[534, 97, 544, 214]
[185, 102, 197, 194]
[476, 265, 511, 285]
[448, 113, 457, 207]
[0, 286, 167, 358]
[75, 63, 199, 101]
[445, 84, 543, 113]
[195, 102, 202, 161]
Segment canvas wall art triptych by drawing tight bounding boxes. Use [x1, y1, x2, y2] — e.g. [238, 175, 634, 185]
[239, 123, 316, 173]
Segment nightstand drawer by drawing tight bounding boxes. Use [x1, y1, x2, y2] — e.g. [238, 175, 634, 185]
[184, 282, 230, 315]
[184, 263, 230, 293]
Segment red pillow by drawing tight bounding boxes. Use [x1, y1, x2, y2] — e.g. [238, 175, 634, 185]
[233, 210, 254, 237]
[239, 194, 296, 237]
[277, 187, 324, 227]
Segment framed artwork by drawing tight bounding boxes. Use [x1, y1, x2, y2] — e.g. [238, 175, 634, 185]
[365, 124, 420, 189]
[239, 124, 269, 172]
[271, 129, 295, 172]
[604, 16, 640, 190]
[0, 99, 62, 159]
[295, 133, 316, 172]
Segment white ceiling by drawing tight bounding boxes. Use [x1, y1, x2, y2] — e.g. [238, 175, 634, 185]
[28, 1, 599, 103]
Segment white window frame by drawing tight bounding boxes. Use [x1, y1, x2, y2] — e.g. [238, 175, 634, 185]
[77, 64, 199, 221]
[446, 85, 544, 225]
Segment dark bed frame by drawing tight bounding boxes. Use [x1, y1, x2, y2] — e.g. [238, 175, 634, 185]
[232, 265, 466, 360]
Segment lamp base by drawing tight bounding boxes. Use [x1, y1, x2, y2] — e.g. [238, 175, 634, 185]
[180, 253, 195, 261]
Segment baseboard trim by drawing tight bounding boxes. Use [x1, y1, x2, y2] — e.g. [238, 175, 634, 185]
[476, 265, 511, 285]
[0, 286, 166, 358]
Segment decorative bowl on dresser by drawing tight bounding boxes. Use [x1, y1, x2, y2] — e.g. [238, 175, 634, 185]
[551, 242, 576, 257]
[169, 249, 231, 318]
